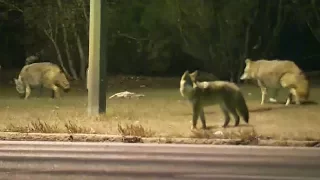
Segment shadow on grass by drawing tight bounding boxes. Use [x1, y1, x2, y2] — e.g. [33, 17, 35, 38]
[249, 107, 273, 113]
[271, 100, 318, 106]
[194, 123, 253, 131]
[298, 100, 318, 105]
[248, 100, 318, 113]
[225, 124, 254, 129]
[203, 125, 220, 130]
[178, 111, 216, 116]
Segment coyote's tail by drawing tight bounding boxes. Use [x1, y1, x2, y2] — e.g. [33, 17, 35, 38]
[236, 92, 249, 123]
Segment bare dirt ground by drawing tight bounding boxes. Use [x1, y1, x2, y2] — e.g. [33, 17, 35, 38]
[0, 71, 320, 141]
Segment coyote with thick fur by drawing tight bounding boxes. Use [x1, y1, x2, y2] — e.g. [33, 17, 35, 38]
[180, 70, 249, 129]
[240, 58, 309, 106]
[14, 62, 70, 99]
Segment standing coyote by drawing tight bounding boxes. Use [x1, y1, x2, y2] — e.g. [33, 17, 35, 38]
[240, 58, 309, 106]
[14, 62, 70, 99]
[180, 70, 249, 129]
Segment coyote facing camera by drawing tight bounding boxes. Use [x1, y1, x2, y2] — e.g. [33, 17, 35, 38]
[180, 70, 249, 130]
[14, 62, 70, 99]
[240, 58, 310, 106]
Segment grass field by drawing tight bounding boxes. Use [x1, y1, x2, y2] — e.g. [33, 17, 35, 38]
[0, 75, 320, 141]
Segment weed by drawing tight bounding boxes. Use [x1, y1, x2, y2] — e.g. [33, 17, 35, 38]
[117, 123, 155, 137]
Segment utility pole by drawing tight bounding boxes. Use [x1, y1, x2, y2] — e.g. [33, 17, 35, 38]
[87, 0, 108, 115]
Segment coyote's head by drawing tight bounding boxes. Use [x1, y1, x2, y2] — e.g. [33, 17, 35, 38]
[56, 72, 71, 93]
[189, 70, 198, 82]
[180, 70, 196, 98]
[189, 70, 219, 82]
[240, 58, 255, 80]
[14, 77, 26, 98]
[296, 74, 310, 102]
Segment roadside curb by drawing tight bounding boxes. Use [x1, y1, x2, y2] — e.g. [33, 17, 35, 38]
[0, 132, 319, 147]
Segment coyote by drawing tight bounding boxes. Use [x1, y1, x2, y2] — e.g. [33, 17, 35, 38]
[14, 62, 70, 99]
[180, 70, 249, 129]
[240, 58, 309, 105]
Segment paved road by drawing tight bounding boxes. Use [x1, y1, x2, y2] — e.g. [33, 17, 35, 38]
[0, 141, 319, 180]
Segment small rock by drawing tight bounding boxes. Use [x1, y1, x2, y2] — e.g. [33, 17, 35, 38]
[214, 131, 224, 136]
[68, 135, 74, 141]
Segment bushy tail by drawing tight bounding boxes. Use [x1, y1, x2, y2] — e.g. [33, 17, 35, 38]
[236, 92, 249, 123]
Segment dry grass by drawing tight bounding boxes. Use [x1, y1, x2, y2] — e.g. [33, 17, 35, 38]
[5, 119, 60, 133]
[64, 120, 94, 134]
[0, 75, 320, 141]
[118, 123, 156, 137]
[4, 119, 94, 134]
[190, 127, 261, 144]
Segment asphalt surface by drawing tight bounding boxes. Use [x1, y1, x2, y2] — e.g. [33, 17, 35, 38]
[0, 141, 319, 180]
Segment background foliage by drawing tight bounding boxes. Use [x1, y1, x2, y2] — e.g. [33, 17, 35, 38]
[1, 0, 320, 81]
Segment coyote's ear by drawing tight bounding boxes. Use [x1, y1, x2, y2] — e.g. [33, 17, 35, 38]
[191, 70, 198, 76]
[189, 70, 196, 77]
[13, 78, 18, 84]
[245, 58, 251, 64]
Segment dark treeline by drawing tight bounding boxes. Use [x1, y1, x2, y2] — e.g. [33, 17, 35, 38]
[1, 0, 320, 81]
